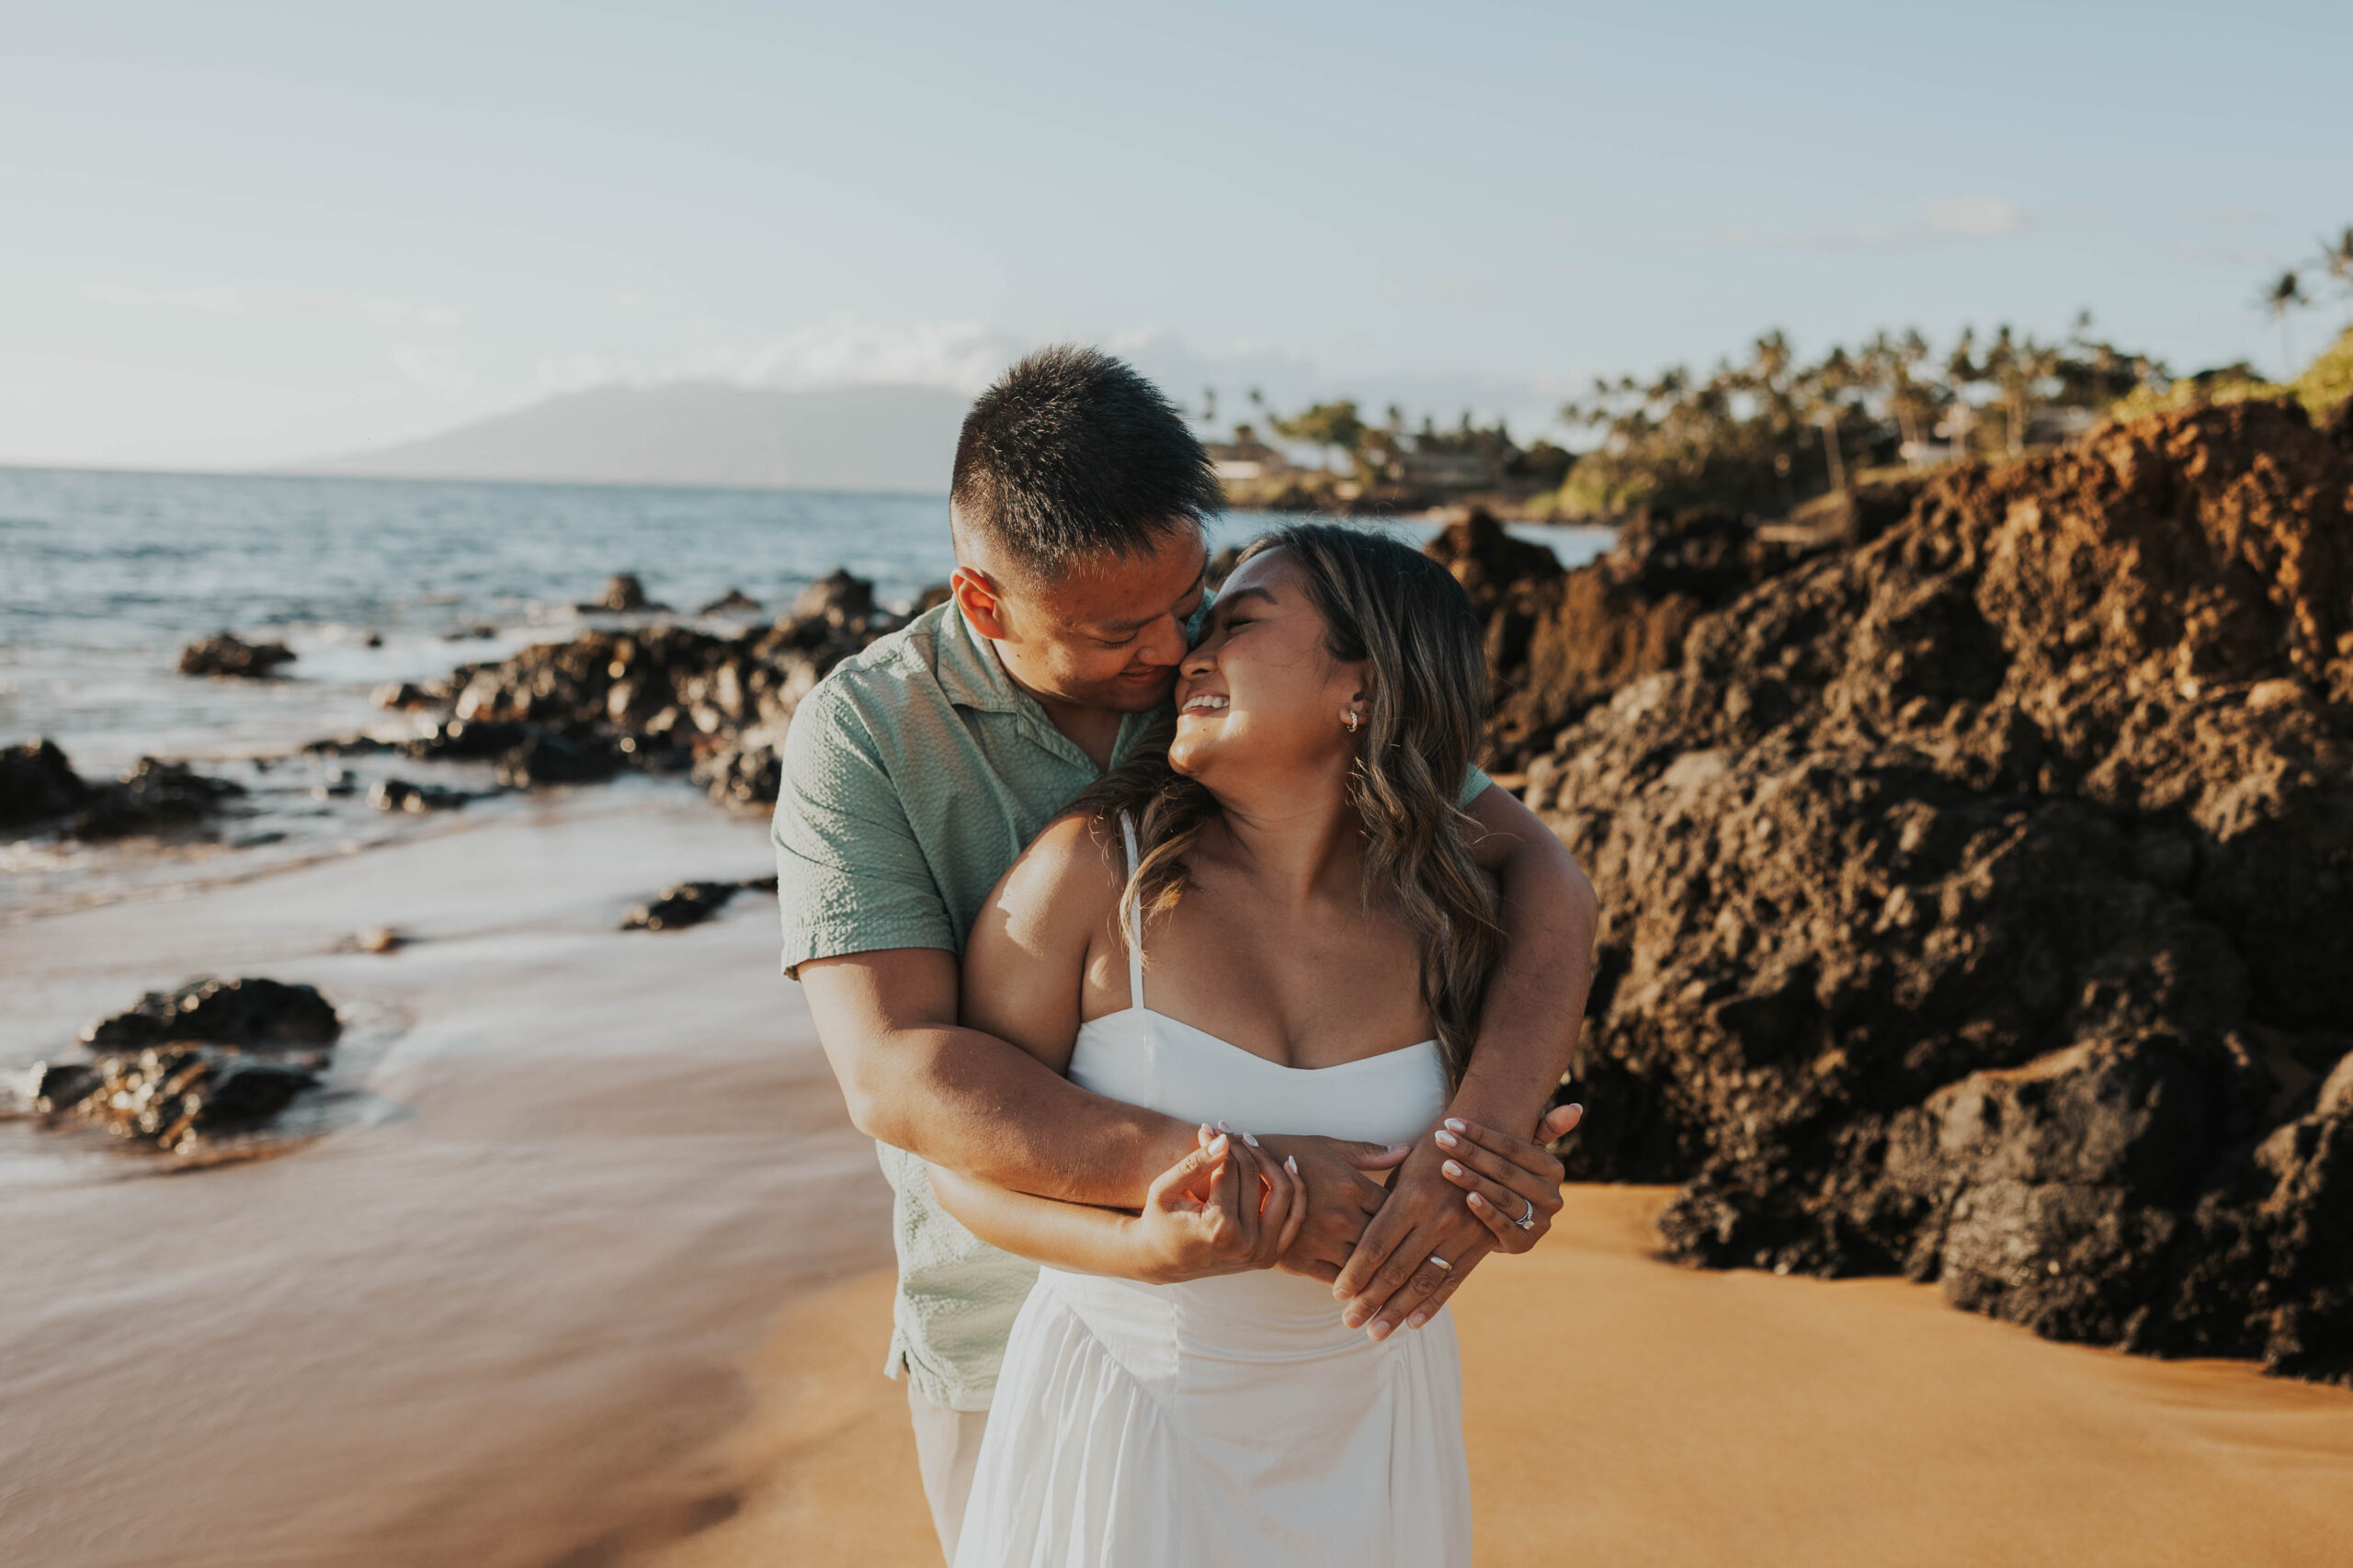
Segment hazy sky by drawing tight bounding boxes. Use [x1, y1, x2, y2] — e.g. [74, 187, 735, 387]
[4, 0, 2347, 470]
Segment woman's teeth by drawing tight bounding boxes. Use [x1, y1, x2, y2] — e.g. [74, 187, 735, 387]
[1182, 694, 1229, 714]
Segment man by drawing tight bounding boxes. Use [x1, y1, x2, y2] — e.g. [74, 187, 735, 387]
[775, 346, 1597, 1560]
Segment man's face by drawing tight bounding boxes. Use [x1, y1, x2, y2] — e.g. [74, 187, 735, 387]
[963, 528, 1210, 714]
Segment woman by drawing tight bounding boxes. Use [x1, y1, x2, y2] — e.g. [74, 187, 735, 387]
[931, 523, 1578, 1566]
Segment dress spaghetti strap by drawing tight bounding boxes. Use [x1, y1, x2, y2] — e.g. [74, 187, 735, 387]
[1117, 812, 1145, 1013]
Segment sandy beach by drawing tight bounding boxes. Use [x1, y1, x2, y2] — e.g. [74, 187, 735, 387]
[634, 1197, 2353, 1568]
[6, 789, 2349, 1568]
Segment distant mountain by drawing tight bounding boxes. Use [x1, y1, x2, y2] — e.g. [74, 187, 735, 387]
[304, 382, 969, 493]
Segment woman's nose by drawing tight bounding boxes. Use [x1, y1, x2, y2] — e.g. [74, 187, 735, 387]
[1179, 633, 1219, 676]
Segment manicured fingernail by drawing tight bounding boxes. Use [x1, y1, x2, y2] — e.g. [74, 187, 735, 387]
[1443, 1160, 1462, 1176]
[1434, 1129, 1458, 1148]
[1445, 1118, 1467, 1132]
[1407, 1312, 1428, 1329]
[1242, 1131, 1260, 1148]
[1217, 1119, 1232, 1131]
[1367, 1320, 1392, 1341]
[1468, 1192, 1486, 1209]
[1285, 1155, 1299, 1175]
[1206, 1133, 1228, 1155]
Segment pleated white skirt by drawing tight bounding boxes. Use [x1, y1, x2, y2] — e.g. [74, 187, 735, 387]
[952, 1264, 1470, 1567]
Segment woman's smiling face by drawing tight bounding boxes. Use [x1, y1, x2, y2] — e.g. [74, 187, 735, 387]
[1169, 547, 1368, 787]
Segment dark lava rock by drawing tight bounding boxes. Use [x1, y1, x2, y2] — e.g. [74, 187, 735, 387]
[2, 741, 243, 840]
[792, 569, 875, 624]
[1, 738, 91, 829]
[1428, 505, 1839, 770]
[178, 632, 295, 677]
[1502, 399, 2353, 1383]
[690, 737, 780, 808]
[492, 730, 623, 788]
[392, 570, 903, 806]
[29, 978, 342, 1153]
[621, 878, 774, 931]
[368, 778, 470, 812]
[699, 587, 764, 616]
[70, 757, 245, 838]
[84, 976, 342, 1053]
[579, 573, 669, 614]
[44, 1047, 320, 1153]
[372, 681, 437, 710]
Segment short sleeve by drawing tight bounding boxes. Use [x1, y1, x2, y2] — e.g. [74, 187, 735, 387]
[1457, 764, 1493, 807]
[772, 684, 955, 977]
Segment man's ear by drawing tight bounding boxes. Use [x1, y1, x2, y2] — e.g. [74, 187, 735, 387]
[951, 566, 1012, 642]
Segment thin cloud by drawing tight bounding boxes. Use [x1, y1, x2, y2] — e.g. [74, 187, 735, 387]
[387, 344, 476, 393]
[1724, 196, 2032, 253]
[689, 318, 1021, 392]
[84, 284, 461, 329]
[1921, 197, 2028, 237]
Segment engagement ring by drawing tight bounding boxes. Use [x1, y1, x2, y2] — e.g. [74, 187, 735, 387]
[1514, 1198, 1538, 1232]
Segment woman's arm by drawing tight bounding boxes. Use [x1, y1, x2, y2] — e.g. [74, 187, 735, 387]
[959, 813, 1126, 1076]
[931, 1131, 1305, 1285]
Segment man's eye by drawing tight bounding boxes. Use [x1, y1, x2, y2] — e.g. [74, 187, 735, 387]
[1097, 632, 1139, 648]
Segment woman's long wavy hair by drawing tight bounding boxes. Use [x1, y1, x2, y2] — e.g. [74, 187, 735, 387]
[1074, 522, 1503, 1085]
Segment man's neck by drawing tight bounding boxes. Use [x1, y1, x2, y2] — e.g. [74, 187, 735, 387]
[1027, 687, 1128, 771]
[980, 638, 1127, 769]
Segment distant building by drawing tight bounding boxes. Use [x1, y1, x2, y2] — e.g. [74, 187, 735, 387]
[1394, 448, 1497, 489]
[1205, 430, 1290, 483]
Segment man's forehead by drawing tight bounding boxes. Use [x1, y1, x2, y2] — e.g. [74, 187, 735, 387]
[1052, 539, 1210, 630]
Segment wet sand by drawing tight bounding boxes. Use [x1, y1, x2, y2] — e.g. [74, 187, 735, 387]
[7, 790, 2351, 1567]
[0, 790, 893, 1568]
[628, 1200, 2353, 1568]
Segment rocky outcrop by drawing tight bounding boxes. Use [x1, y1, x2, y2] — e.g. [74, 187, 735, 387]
[699, 587, 764, 616]
[24, 979, 341, 1154]
[620, 876, 778, 931]
[1, 739, 91, 829]
[81, 977, 342, 1052]
[178, 632, 295, 677]
[1482, 399, 2353, 1383]
[577, 573, 667, 614]
[367, 570, 908, 808]
[0, 741, 243, 840]
[1427, 503, 1875, 770]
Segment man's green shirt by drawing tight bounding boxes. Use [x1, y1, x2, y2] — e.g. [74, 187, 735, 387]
[772, 598, 1485, 1411]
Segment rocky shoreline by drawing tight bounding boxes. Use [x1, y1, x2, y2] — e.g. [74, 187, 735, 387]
[1434, 394, 2353, 1385]
[9, 394, 2347, 1387]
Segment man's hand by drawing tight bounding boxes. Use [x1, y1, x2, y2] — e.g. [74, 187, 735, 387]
[1332, 1102, 1585, 1338]
[1245, 1130, 1410, 1281]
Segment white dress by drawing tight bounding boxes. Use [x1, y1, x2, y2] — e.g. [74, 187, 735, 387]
[951, 819, 1472, 1567]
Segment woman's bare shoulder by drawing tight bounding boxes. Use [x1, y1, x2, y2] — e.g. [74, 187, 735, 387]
[976, 810, 1127, 953]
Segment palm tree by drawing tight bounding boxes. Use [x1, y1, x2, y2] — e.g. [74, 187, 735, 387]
[2317, 229, 2353, 325]
[2260, 270, 2310, 379]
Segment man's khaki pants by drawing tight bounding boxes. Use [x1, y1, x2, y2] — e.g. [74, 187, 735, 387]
[906, 1379, 990, 1562]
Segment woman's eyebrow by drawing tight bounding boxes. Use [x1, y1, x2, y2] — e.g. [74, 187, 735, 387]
[1214, 585, 1278, 614]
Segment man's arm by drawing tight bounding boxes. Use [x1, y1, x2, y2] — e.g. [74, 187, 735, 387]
[801, 947, 1198, 1206]
[1331, 782, 1597, 1337]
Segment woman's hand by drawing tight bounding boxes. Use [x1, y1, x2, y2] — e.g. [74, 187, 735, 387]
[1125, 1125, 1306, 1285]
[1434, 1102, 1581, 1254]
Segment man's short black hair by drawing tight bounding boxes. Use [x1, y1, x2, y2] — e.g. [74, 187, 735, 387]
[951, 346, 1222, 580]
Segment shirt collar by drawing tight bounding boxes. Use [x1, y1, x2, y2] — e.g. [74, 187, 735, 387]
[935, 599, 1170, 773]
[934, 600, 1029, 714]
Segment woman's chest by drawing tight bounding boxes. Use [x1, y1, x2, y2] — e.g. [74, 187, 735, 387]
[1126, 890, 1433, 1070]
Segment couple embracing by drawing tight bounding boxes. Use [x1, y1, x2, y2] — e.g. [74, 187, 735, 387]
[775, 347, 1599, 1566]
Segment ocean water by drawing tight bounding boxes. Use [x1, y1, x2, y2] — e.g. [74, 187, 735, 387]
[1, 466, 1608, 778]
